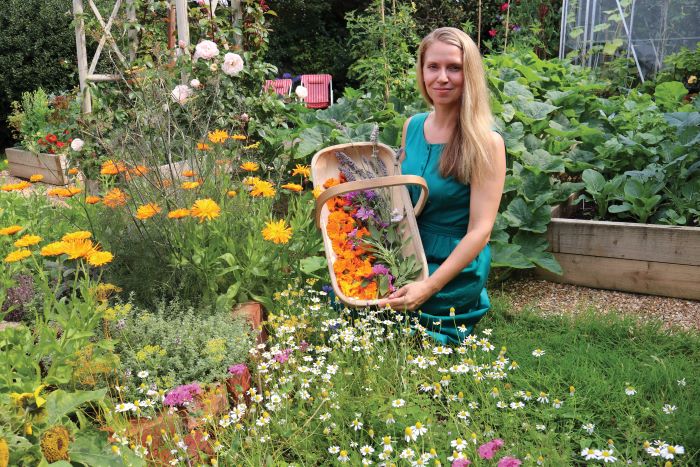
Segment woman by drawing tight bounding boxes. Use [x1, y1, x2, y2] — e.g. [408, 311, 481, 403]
[378, 27, 506, 345]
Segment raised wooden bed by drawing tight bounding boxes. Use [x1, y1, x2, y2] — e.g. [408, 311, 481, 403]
[536, 203, 700, 300]
[6, 147, 69, 185]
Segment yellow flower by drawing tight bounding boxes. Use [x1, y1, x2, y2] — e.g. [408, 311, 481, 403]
[62, 239, 97, 260]
[190, 199, 221, 222]
[41, 241, 68, 257]
[168, 208, 191, 219]
[14, 234, 42, 247]
[94, 283, 122, 302]
[196, 142, 211, 151]
[1, 181, 31, 191]
[291, 164, 311, 178]
[40, 426, 71, 463]
[181, 181, 201, 190]
[87, 251, 114, 267]
[182, 170, 196, 177]
[250, 180, 276, 198]
[227, 190, 237, 197]
[231, 134, 247, 141]
[312, 186, 323, 198]
[67, 168, 79, 175]
[262, 219, 292, 244]
[240, 161, 259, 172]
[100, 160, 126, 175]
[102, 188, 128, 208]
[10, 385, 46, 409]
[85, 196, 101, 204]
[62, 231, 92, 242]
[4, 249, 32, 263]
[135, 203, 162, 220]
[208, 129, 229, 144]
[48, 186, 82, 198]
[281, 183, 303, 192]
[130, 165, 149, 176]
[30, 174, 44, 182]
[0, 437, 8, 467]
[243, 141, 261, 150]
[243, 176, 261, 186]
[0, 225, 23, 236]
[689, 75, 697, 84]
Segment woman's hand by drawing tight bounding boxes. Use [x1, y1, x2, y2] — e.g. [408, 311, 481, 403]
[377, 280, 438, 311]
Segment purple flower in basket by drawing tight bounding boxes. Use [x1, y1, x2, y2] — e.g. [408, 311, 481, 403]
[363, 189, 377, 200]
[343, 191, 358, 202]
[354, 206, 375, 221]
[372, 264, 390, 276]
[228, 363, 248, 376]
[163, 383, 202, 407]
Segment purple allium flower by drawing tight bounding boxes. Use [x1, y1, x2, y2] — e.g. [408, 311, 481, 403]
[497, 457, 522, 467]
[228, 363, 248, 376]
[372, 264, 390, 276]
[163, 383, 202, 407]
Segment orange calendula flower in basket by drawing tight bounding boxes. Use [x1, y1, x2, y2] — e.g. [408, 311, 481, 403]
[291, 164, 311, 178]
[41, 241, 67, 257]
[167, 208, 190, 219]
[14, 234, 42, 248]
[102, 188, 128, 208]
[135, 203, 162, 220]
[67, 168, 79, 175]
[181, 181, 201, 190]
[208, 129, 229, 144]
[323, 177, 340, 189]
[0, 225, 23, 236]
[87, 251, 113, 267]
[190, 199, 220, 222]
[30, 174, 44, 182]
[240, 161, 259, 172]
[182, 170, 196, 177]
[250, 180, 276, 198]
[4, 249, 32, 263]
[262, 219, 293, 244]
[85, 196, 101, 204]
[231, 134, 247, 141]
[281, 183, 303, 192]
[197, 142, 211, 151]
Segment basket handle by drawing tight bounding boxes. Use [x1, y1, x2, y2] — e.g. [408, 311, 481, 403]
[315, 175, 429, 230]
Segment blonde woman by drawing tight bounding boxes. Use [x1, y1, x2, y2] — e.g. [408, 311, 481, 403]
[378, 27, 506, 345]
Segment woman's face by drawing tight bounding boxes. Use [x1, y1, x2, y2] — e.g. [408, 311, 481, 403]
[421, 41, 464, 107]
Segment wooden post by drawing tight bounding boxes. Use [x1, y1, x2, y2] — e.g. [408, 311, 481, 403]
[175, 0, 190, 50]
[126, 0, 137, 62]
[167, 1, 176, 51]
[73, 0, 92, 113]
[231, 0, 243, 48]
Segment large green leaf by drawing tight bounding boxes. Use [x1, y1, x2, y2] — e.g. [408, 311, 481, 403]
[521, 149, 565, 174]
[512, 98, 559, 120]
[654, 81, 688, 110]
[490, 242, 533, 269]
[296, 126, 328, 158]
[501, 198, 551, 233]
[512, 231, 562, 275]
[45, 389, 107, 425]
[70, 429, 146, 467]
[503, 122, 526, 154]
[503, 80, 534, 100]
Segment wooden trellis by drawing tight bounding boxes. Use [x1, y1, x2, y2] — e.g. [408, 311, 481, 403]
[73, 0, 242, 113]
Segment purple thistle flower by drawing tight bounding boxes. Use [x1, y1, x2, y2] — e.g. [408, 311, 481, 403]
[228, 363, 248, 376]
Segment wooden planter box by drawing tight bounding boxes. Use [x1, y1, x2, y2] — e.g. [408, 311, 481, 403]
[536, 202, 700, 300]
[6, 147, 69, 186]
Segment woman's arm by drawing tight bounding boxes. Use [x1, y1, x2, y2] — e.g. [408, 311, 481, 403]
[379, 131, 506, 310]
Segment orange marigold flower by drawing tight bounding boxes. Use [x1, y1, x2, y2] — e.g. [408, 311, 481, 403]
[0, 225, 23, 236]
[240, 161, 259, 172]
[67, 168, 79, 175]
[181, 181, 201, 190]
[262, 219, 293, 244]
[49, 186, 82, 198]
[250, 180, 276, 198]
[100, 160, 127, 175]
[63, 238, 97, 260]
[182, 170, 196, 177]
[230, 134, 247, 141]
[4, 249, 32, 263]
[30, 174, 44, 182]
[1, 181, 32, 191]
[197, 142, 211, 151]
[281, 183, 303, 192]
[167, 208, 191, 219]
[135, 203, 162, 220]
[102, 188, 128, 208]
[227, 190, 237, 197]
[85, 196, 101, 204]
[208, 129, 229, 144]
[291, 164, 311, 178]
[87, 251, 113, 267]
[41, 241, 67, 257]
[62, 231, 92, 242]
[14, 234, 42, 248]
[190, 199, 221, 222]
[242, 176, 261, 186]
[130, 165, 149, 176]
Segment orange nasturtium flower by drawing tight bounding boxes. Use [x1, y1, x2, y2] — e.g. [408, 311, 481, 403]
[208, 129, 229, 144]
[0, 225, 23, 236]
[135, 203, 162, 220]
[262, 219, 293, 245]
[14, 235, 42, 248]
[181, 181, 201, 190]
[190, 199, 220, 222]
[291, 164, 311, 178]
[167, 208, 190, 219]
[240, 161, 259, 172]
[85, 196, 101, 205]
[230, 134, 246, 141]
[30, 174, 44, 182]
[4, 249, 32, 263]
[250, 180, 276, 198]
[281, 183, 303, 193]
[102, 188, 128, 208]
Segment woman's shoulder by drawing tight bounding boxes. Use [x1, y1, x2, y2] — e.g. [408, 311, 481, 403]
[401, 112, 429, 148]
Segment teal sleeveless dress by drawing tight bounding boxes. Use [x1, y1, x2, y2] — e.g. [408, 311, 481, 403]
[402, 112, 491, 345]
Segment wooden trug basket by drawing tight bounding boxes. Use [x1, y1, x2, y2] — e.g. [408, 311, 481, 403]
[311, 142, 430, 307]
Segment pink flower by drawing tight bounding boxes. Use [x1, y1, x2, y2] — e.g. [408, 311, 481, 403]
[222, 52, 244, 76]
[193, 39, 219, 60]
[228, 363, 248, 375]
[274, 348, 293, 363]
[488, 29, 498, 38]
[500, 2, 509, 11]
[171, 85, 192, 104]
[452, 460, 472, 467]
[478, 439, 505, 460]
[497, 456, 522, 467]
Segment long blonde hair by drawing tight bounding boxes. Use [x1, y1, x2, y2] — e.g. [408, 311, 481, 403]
[416, 27, 494, 185]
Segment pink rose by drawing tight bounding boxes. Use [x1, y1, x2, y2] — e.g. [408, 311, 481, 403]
[193, 40, 219, 60]
[222, 52, 244, 76]
[171, 84, 192, 104]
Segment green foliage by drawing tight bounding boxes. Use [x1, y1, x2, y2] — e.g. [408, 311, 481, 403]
[654, 43, 700, 90]
[108, 299, 254, 393]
